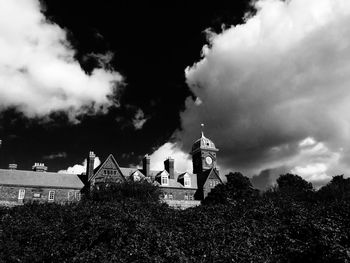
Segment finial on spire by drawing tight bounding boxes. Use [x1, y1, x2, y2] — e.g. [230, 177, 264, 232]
[201, 123, 204, 137]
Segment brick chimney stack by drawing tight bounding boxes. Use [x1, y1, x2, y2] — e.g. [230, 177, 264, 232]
[164, 157, 174, 179]
[86, 151, 95, 181]
[143, 155, 150, 177]
[32, 163, 47, 172]
[8, 164, 17, 170]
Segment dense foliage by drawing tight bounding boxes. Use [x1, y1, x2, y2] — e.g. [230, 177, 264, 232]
[203, 172, 259, 205]
[1, 175, 350, 262]
[90, 180, 162, 203]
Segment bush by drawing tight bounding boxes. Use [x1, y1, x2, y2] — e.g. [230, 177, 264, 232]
[89, 180, 162, 203]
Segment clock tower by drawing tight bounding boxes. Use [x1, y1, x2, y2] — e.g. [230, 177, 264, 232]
[191, 129, 219, 174]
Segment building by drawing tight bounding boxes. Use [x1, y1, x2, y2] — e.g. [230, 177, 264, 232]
[0, 163, 84, 206]
[0, 130, 222, 208]
[85, 131, 222, 207]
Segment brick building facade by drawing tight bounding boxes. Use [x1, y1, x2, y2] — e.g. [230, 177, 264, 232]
[0, 131, 222, 207]
[85, 131, 222, 206]
[0, 164, 84, 206]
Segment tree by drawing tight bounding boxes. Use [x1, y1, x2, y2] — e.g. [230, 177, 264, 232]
[276, 173, 314, 200]
[277, 173, 313, 192]
[317, 175, 350, 202]
[204, 172, 259, 205]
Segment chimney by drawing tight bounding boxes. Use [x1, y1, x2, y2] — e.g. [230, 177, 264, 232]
[32, 163, 47, 172]
[164, 157, 174, 179]
[8, 163, 17, 170]
[86, 151, 95, 181]
[143, 155, 150, 177]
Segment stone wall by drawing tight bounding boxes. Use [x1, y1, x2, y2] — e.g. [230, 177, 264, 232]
[161, 187, 197, 201]
[164, 200, 201, 209]
[0, 185, 81, 205]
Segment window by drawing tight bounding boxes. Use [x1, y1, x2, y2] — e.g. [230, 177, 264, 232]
[169, 193, 173, 200]
[161, 175, 168, 185]
[184, 193, 189, 200]
[48, 191, 55, 201]
[104, 170, 107, 175]
[68, 191, 74, 201]
[209, 181, 213, 187]
[18, 189, 25, 200]
[189, 195, 194, 200]
[184, 177, 191, 187]
[164, 193, 168, 199]
[75, 192, 81, 201]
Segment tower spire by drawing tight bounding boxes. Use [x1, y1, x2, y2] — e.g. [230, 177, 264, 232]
[201, 123, 204, 138]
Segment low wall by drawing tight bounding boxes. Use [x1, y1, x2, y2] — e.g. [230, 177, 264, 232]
[164, 200, 201, 209]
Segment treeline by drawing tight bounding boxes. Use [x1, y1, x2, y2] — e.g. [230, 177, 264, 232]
[0, 174, 350, 262]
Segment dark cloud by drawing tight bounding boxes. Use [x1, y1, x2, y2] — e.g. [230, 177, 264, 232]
[176, 0, 350, 184]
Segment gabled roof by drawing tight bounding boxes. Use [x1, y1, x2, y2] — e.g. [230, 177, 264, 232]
[198, 168, 222, 187]
[0, 169, 84, 189]
[90, 154, 125, 181]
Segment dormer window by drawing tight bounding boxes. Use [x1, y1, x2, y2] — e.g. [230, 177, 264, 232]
[133, 171, 141, 181]
[160, 170, 169, 185]
[161, 175, 169, 185]
[184, 177, 191, 187]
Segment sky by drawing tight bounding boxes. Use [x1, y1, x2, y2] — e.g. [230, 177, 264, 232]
[0, 0, 350, 189]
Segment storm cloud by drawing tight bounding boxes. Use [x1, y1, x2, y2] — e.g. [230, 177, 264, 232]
[176, 0, 350, 186]
[0, 0, 122, 120]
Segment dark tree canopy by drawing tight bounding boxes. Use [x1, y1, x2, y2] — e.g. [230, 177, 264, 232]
[317, 175, 350, 201]
[2, 172, 350, 262]
[204, 172, 259, 205]
[277, 173, 313, 192]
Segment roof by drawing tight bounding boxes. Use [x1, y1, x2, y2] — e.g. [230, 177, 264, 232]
[91, 154, 125, 181]
[150, 170, 198, 189]
[197, 168, 222, 187]
[0, 169, 84, 189]
[191, 132, 218, 154]
[119, 167, 145, 178]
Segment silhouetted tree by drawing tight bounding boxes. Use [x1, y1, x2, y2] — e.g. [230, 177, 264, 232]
[277, 173, 313, 192]
[276, 173, 314, 201]
[317, 175, 350, 202]
[204, 172, 259, 205]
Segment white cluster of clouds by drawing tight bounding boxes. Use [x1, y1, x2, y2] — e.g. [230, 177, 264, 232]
[0, 0, 122, 120]
[148, 142, 192, 172]
[151, 0, 350, 187]
[58, 156, 101, 175]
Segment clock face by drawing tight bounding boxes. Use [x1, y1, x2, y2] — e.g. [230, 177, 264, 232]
[205, 156, 213, 165]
